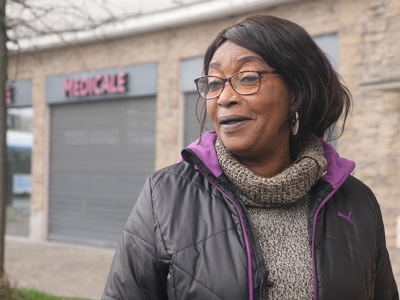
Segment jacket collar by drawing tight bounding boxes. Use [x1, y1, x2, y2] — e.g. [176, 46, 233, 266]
[319, 139, 355, 189]
[182, 130, 222, 177]
[182, 130, 355, 188]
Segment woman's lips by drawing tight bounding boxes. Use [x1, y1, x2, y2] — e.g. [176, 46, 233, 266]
[219, 115, 251, 131]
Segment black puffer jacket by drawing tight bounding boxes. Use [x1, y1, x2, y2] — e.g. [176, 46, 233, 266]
[102, 131, 398, 300]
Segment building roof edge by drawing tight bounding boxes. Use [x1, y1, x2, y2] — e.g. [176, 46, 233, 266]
[8, 0, 300, 53]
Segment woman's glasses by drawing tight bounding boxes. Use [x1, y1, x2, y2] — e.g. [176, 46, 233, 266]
[194, 70, 279, 100]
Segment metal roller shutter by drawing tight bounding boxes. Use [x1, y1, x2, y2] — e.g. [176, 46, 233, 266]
[48, 97, 156, 247]
[183, 92, 214, 147]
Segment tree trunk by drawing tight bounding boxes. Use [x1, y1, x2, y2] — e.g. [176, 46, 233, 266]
[0, 0, 8, 279]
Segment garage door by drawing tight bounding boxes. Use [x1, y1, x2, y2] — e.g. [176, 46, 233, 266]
[183, 92, 214, 147]
[48, 97, 156, 247]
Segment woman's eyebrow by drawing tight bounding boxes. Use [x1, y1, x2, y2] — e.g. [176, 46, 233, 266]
[236, 55, 265, 65]
[208, 55, 265, 71]
[209, 61, 221, 69]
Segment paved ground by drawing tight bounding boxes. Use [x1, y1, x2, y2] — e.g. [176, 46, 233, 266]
[6, 198, 30, 237]
[4, 235, 116, 300]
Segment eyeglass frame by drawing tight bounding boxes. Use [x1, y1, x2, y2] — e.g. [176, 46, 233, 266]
[194, 70, 280, 100]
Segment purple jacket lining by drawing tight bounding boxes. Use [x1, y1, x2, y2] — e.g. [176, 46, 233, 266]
[182, 130, 356, 300]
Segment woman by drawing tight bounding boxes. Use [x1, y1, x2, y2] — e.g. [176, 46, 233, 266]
[102, 15, 398, 300]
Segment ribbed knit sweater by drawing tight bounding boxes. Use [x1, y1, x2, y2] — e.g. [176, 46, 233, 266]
[215, 134, 327, 299]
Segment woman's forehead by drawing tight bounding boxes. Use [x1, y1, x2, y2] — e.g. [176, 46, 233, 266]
[209, 41, 267, 71]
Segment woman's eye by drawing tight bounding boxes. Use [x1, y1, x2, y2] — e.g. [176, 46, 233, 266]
[208, 80, 223, 90]
[240, 75, 259, 85]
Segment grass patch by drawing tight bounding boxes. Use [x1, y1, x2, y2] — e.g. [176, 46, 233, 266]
[0, 276, 20, 300]
[15, 288, 88, 300]
[0, 276, 88, 300]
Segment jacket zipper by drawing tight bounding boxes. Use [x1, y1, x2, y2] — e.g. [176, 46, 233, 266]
[195, 165, 254, 300]
[311, 164, 355, 300]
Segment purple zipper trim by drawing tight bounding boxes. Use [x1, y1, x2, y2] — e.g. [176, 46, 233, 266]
[195, 165, 254, 300]
[311, 164, 355, 300]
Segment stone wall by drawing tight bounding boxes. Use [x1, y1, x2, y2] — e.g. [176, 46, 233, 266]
[336, 0, 400, 280]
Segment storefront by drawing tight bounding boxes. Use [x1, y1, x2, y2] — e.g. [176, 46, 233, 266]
[45, 63, 157, 247]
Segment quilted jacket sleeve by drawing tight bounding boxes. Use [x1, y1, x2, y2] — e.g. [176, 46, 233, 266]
[101, 177, 169, 300]
[373, 194, 398, 300]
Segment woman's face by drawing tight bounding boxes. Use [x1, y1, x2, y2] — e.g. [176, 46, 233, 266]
[206, 41, 295, 164]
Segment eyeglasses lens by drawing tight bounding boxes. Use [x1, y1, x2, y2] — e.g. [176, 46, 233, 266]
[196, 71, 261, 100]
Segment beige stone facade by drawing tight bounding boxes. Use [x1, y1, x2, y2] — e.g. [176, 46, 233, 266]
[7, 0, 400, 284]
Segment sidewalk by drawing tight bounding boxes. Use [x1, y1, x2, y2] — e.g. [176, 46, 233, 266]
[4, 235, 116, 300]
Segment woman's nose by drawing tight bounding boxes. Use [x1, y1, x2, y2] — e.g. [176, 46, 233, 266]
[217, 82, 239, 107]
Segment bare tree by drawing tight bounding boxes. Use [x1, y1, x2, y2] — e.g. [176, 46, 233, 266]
[0, 0, 142, 279]
[6, 0, 143, 48]
[0, 0, 7, 280]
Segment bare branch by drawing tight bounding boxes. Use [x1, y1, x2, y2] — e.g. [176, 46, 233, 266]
[6, 0, 142, 42]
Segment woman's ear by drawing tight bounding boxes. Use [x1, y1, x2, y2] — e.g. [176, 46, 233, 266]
[290, 92, 296, 111]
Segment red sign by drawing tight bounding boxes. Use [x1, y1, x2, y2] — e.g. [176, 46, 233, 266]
[6, 86, 13, 104]
[63, 72, 127, 98]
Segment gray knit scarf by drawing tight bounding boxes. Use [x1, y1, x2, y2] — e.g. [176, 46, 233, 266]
[215, 133, 327, 208]
[215, 133, 327, 299]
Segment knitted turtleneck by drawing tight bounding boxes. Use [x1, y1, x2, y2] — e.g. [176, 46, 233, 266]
[215, 133, 327, 299]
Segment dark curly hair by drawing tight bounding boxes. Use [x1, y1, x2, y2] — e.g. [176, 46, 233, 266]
[197, 14, 351, 141]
